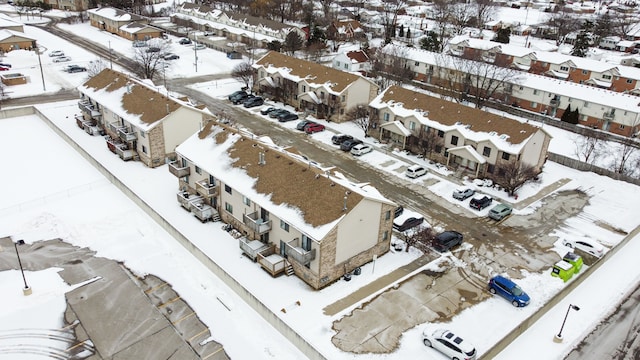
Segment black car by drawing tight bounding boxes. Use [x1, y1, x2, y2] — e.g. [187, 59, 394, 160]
[232, 93, 253, 105]
[331, 134, 354, 145]
[340, 139, 363, 151]
[163, 53, 180, 60]
[278, 112, 299, 122]
[228, 90, 246, 101]
[66, 65, 87, 73]
[243, 96, 264, 108]
[260, 107, 277, 115]
[432, 231, 463, 252]
[179, 38, 191, 45]
[469, 195, 493, 210]
[296, 120, 316, 131]
[146, 47, 161, 53]
[269, 109, 290, 118]
[393, 216, 424, 232]
[394, 206, 404, 218]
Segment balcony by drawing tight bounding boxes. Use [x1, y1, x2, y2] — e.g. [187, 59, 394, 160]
[176, 191, 203, 210]
[106, 137, 122, 154]
[238, 237, 270, 262]
[117, 127, 137, 142]
[78, 100, 101, 119]
[256, 245, 286, 277]
[603, 111, 615, 121]
[108, 122, 124, 134]
[243, 211, 272, 234]
[168, 161, 190, 178]
[115, 143, 133, 161]
[550, 98, 560, 107]
[190, 201, 217, 222]
[284, 238, 316, 265]
[195, 179, 218, 197]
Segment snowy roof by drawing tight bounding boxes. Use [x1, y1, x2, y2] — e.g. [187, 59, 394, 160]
[87, 7, 140, 22]
[0, 29, 34, 41]
[346, 50, 369, 64]
[253, 51, 371, 94]
[175, 124, 395, 240]
[77, 69, 202, 131]
[370, 85, 541, 152]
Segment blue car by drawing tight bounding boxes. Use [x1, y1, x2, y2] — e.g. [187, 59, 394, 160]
[488, 275, 530, 307]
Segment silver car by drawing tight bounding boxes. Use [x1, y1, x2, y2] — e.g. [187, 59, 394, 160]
[453, 187, 475, 200]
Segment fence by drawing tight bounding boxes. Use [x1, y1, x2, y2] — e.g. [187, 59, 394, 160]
[548, 153, 640, 186]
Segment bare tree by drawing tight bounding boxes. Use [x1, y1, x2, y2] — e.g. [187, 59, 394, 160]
[419, 127, 444, 159]
[428, 0, 451, 52]
[132, 40, 169, 80]
[231, 61, 255, 93]
[403, 226, 435, 252]
[472, 0, 497, 28]
[547, 9, 582, 45]
[380, 0, 407, 43]
[611, 12, 640, 39]
[493, 162, 538, 196]
[610, 141, 638, 175]
[370, 45, 414, 90]
[344, 104, 369, 134]
[449, 2, 474, 35]
[87, 58, 108, 78]
[572, 132, 604, 164]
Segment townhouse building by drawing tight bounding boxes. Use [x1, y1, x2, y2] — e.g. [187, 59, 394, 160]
[253, 51, 379, 122]
[386, 45, 640, 137]
[76, 69, 212, 168]
[173, 3, 306, 48]
[368, 86, 551, 179]
[168, 123, 396, 290]
[88, 7, 163, 41]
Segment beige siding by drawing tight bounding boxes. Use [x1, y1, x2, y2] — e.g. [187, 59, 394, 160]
[521, 129, 548, 168]
[335, 199, 382, 264]
[162, 107, 203, 154]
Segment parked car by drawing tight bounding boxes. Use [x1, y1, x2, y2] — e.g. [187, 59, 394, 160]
[228, 90, 247, 101]
[394, 206, 404, 218]
[132, 40, 147, 48]
[350, 144, 373, 156]
[469, 194, 492, 210]
[65, 65, 87, 73]
[231, 93, 252, 105]
[163, 53, 180, 60]
[146, 47, 161, 53]
[0, 66, 9, 71]
[278, 112, 299, 122]
[261, 107, 278, 116]
[562, 237, 605, 258]
[422, 328, 477, 360]
[488, 275, 530, 307]
[340, 139, 363, 151]
[49, 50, 64, 57]
[178, 37, 191, 45]
[488, 204, 512, 221]
[243, 96, 264, 108]
[452, 187, 475, 201]
[405, 165, 427, 178]
[269, 108, 290, 119]
[0, 63, 12, 68]
[331, 134, 353, 145]
[432, 231, 463, 252]
[296, 120, 316, 131]
[53, 56, 72, 63]
[305, 123, 325, 134]
[194, 43, 206, 50]
[393, 210, 424, 232]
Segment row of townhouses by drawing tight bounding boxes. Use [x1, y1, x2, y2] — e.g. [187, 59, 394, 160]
[88, 7, 163, 41]
[448, 36, 640, 95]
[379, 44, 640, 138]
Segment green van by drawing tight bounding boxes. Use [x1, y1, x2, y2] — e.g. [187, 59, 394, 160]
[563, 252, 583, 274]
[551, 260, 575, 282]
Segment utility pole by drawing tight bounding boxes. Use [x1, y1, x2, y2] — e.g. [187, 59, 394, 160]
[194, 33, 198, 73]
[108, 40, 113, 69]
[36, 46, 46, 91]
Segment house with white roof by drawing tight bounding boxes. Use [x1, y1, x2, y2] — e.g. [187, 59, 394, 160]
[0, 29, 36, 52]
[332, 50, 371, 74]
[367, 86, 551, 178]
[253, 51, 379, 122]
[169, 122, 397, 290]
[88, 7, 162, 41]
[76, 69, 212, 168]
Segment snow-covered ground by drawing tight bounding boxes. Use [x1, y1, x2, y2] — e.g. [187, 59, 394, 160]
[0, 7, 640, 360]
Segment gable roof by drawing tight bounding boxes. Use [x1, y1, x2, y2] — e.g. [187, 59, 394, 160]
[254, 51, 366, 93]
[346, 50, 369, 63]
[0, 29, 35, 42]
[371, 85, 541, 147]
[78, 69, 191, 130]
[177, 124, 394, 240]
[87, 7, 142, 22]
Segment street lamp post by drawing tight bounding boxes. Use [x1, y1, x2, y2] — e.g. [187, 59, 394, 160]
[35, 46, 46, 91]
[12, 238, 32, 296]
[555, 304, 580, 342]
[193, 33, 198, 73]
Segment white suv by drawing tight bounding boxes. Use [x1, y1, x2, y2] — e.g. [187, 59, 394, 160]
[423, 328, 477, 360]
[405, 165, 427, 178]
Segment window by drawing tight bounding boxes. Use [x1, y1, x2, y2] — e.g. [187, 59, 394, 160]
[487, 164, 495, 173]
[302, 85, 306, 92]
[620, 124, 625, 130]
[341, 95, 345, 102]
[344, 63, 348, 69]
[320, 91, 325, 99]
[602, 74, 612, 80]
[502, 152, 510, 160]
[582, 69, 588, 75]
[531, 101, 537, 108]
[627, 79, 633, 84]
[224, 202, 233, 214]
[385, 210, 391, 220]
[280, 220, 289, 232]
[584, 102, 589, 108]
[451, 136, 458, 146]
[382, 231, 388, 241]
[519, 86, 524, 90]
[444, 148, 449, 157]
[224, 184, 232, 194]
[242, 196, 251, 206]
[533, 89, 538, 95]
[437, 130, 444, 138]
[483, 147, 491, 157]
[140, 131, 146, 138]
[141, 145, 147, 154]
[435, 145, 442, 153]
[195, 166, 201, 175]
[581, 115, 588, 121]
[383, 113, 390, 121]
[409, 121, 416, 130]
[415, 61, 419, 66]
[301, 234, 312, 251]
[560, 66, 569, 71]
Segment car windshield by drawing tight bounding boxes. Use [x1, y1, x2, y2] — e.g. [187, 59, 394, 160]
[511, 285, 523, 296]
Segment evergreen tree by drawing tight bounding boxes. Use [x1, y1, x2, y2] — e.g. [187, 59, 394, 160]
[493, 27, 510, 44]
[561, 105, 573, 123]
[570, 108, 580, 124]
[571, 31, 590, 57]
[399, 24, 405, 37]
[419, 31, 442, 52]
[406, 28, 411, 39]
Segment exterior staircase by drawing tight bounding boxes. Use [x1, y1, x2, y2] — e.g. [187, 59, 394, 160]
[285, 261, 295, 276]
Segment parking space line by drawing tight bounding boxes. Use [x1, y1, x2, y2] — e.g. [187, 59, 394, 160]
[158, 296, 181, 308]
[145, 282, 168, 294]
[65, 340, 87, 352]
[202, 346, 224, 359]
[188, 328, 209, 342]
[172, 312, 195, 325]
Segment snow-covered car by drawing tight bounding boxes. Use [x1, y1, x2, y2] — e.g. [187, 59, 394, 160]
[53, 56, 72, 63]
[194, 43, 206, 50]
[422, 328, 477, 360]
[453, 187, 475, 201]
[562, 237, 605, 258]
[49, 50, 64, 57]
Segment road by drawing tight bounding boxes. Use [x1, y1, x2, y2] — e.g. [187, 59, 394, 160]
[565, 281, 640, 360]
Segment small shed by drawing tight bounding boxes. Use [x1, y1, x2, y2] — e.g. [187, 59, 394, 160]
[1, 72, 27, 85]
